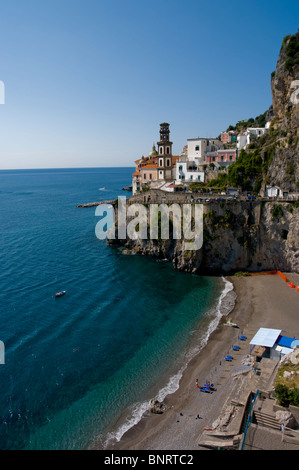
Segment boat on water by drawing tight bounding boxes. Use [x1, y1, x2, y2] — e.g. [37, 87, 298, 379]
[55, 291, 66, 298]
[223, 319, 239, 328]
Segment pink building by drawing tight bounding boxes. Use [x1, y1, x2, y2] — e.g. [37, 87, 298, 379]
[206, 149, 237, 165]
[221, 131, 237, 144]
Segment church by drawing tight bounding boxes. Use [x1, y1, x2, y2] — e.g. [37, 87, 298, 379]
[132, 123, 179, 194]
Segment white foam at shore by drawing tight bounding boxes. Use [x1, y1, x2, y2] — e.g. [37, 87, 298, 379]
[104, 276, 235, 448]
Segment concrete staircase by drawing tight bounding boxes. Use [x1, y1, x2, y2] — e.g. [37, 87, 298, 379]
[253, 407, 281, 430]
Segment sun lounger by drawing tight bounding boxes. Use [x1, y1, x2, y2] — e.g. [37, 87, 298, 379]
[199, 383, 215, 392]
[239, 335, 247, 341]
[199, 387, 212, 393]
[225, 355, 233, 361]
[232, 345, 240, 351]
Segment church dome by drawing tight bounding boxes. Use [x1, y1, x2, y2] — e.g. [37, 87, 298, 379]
[149, 144, 158, 156]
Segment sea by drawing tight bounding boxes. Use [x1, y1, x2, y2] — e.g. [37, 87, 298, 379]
[0, 167, 234, 450]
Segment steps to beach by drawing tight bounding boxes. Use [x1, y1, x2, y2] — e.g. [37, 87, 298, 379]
[253, 409, 281, 430]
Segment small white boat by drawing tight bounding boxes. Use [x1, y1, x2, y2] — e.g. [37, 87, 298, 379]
[55, 291, 66, 298]
[224, 319, 238, 328]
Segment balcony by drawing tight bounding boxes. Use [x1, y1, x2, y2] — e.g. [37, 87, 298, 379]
[187, 165, 197, 171]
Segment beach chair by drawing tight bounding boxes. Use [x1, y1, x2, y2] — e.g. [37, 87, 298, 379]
[225, 355, 233, 361]
[208, 384, 217, 391]
[232, 345, 240, 351]
[199, 384, 214, 393]
[203, 382, 216, 390]
[199, 387, 212, 393]
[239, 335, 247, 341]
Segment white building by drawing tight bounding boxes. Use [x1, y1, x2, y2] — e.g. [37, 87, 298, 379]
[237, 134, 247, 150]
[265, 185, 282, 198]
[237, 128, 269, 150]
[175, 160, 205, 185]
[265, 186, 294, 199]
[250, 328, 298, 361]
[247, 127, 268, 138]
[187, 138, 223, 164]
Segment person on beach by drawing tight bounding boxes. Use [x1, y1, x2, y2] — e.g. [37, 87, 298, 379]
[196, 379, 199, 388]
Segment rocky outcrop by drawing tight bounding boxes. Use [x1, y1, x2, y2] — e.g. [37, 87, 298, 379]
[149, 399, 168, 414]
[77, 200, 115, 207]
[108, 200, 299, 274]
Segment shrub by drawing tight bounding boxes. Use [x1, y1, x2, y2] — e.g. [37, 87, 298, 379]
[272, 204, 284, 219]
[275, 384, 299, 408]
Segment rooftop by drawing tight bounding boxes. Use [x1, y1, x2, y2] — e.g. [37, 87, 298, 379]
[250, 328, 282, 348]
[187, 138, 219, 141]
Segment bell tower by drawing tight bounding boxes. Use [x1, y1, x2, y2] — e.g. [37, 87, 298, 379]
[157, 123, 173, 181]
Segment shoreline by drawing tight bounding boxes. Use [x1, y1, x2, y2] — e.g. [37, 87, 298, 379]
[99, 271, 299, 451]
[91, 275, 233, 450]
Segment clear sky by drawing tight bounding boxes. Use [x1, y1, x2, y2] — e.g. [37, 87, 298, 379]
[0, 0, 298, 169]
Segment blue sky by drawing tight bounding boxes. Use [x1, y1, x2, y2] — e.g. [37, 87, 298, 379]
[0, 0, 298, 169]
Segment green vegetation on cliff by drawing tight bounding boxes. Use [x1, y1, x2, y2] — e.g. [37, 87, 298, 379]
[226, 111, 267, 133]
[208, 146, 274, 193]
[281, 32, 299, 73]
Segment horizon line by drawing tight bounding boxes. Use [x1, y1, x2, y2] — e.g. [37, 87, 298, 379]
[0, 166, 135, 171]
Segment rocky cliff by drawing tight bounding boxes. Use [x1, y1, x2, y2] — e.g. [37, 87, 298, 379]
[264, 32, 299, 193]
[109, 200, 298, 274]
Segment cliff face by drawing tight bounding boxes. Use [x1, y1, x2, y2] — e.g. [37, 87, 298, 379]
[266, 32, 299, 193]
[110, 201, 299, 274]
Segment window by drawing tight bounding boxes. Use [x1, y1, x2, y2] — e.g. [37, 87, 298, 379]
[149, 173, 152, 180]
[221, 156, 224, 162]
[159, 159, 163, 167]
[159, 147, 163, 154]
[166, 158, 170, 167]
[212, 157, 215, 162]
[166, 147, 170, 154]
[230, 155, 233, 161]
[144, 173, 146, 179]
[195, 145, 200, 151]
[190, 175, 193, 180]
[179, 165, 183, 171]
[198, 175, 201, 181]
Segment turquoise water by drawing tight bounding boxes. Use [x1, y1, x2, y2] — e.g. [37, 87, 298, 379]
[0, 168, 224, 450]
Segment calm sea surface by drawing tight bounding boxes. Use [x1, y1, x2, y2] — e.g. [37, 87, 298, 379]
[0, 167, 226, 450]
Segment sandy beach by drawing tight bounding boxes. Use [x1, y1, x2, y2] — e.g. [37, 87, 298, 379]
[108, 272, 299, 451]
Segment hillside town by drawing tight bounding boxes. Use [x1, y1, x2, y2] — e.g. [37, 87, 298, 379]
[132, 121, 271, 195]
